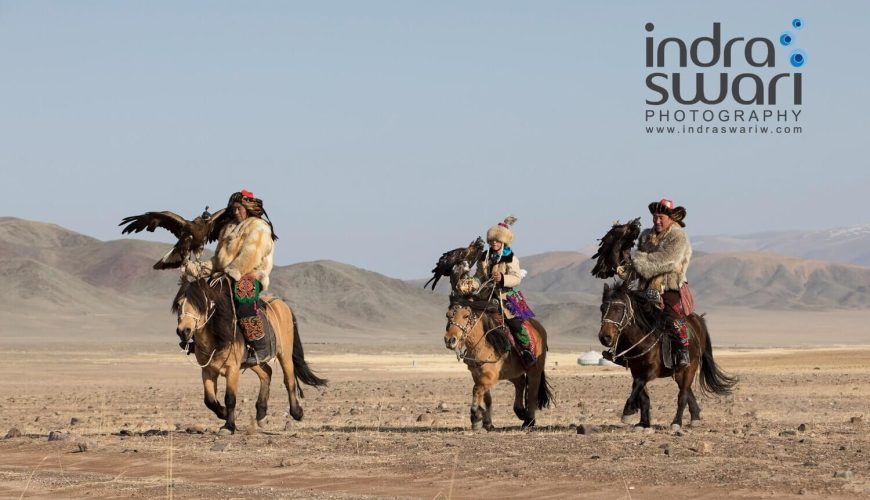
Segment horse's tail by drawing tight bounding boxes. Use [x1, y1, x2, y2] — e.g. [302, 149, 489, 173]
[536, 370, 554, 410]
[697, 315, 738, 396]
[291, 315, 328, 398]
[527, 318, 553, 410]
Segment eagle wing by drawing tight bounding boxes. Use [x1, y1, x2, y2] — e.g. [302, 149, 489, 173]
[119, 211, 189, 239]
[591, 218, 641, 279]
[206, 208, 230, 244]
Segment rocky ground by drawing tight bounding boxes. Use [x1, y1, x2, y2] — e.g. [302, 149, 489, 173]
[0, 346, 867, 498]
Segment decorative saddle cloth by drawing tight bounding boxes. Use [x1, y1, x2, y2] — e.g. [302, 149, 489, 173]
[483, 313, 538, 370]
[234, 277, 278, 366]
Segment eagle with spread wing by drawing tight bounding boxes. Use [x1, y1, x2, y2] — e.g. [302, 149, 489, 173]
[424, 237, 486, 291]
[591, 217, 641, 279]
[119, 207, 227, 270]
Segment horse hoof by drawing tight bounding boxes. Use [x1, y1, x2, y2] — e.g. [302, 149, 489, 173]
[218, 427, 234, 436]
[670, 424, 681, 432]
[621, 414, 635, 425]
[632, 425, 646, 433]
[471, 421, 482, 431]
[287, 406, 303, 422]
[521, 417, 536, 429]
[483, 423, 495, 432]
[690, 419, 702, 427]
[257, 418, 268, 429]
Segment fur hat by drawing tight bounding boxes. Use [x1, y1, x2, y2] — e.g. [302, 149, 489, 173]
[648, 198, 686, 227]
[487, 216, 518, 245]
[226, 189, 279, 240]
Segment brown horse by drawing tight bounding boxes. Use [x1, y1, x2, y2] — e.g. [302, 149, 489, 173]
[598, 281, 737, 430]
[172, 277, 327, 434]
[444, 295, 553, 430]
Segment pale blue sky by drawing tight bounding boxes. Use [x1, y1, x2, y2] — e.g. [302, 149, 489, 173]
[1, 1, 867, 278]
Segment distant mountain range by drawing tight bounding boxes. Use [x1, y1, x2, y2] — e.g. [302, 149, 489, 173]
[2, 217, 869, 347]
[694, 224, 870, 267]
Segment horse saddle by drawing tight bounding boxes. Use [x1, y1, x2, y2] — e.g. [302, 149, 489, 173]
[483, 313, 537, 370]
[241, 297, 278, 366]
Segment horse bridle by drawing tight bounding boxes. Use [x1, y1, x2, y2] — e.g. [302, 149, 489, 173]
[178, 295, 217, 332]
[601, 295, 659, 360]
[601, 298, 634, 333]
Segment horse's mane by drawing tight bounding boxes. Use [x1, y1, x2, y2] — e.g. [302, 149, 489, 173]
[608, 280, 669, 335]
[172, 278, 238, 350]
[449, 294, 510, 356]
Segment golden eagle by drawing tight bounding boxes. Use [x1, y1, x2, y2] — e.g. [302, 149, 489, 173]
[119, 207, 227, 270]
[591, 217, 641, 279]
[424, 237, 486, 291]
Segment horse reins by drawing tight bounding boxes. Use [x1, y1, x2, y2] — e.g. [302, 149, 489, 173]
[448, 277, 505, 365]
[602, 297, 660, 361]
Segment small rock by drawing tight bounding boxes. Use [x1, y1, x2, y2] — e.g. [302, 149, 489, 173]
[833, 470, 854, 479]
[284, 421, 294, 431]
[70, 417, 81, 426]
[48, 431, 66, 442]
[279, 458, 294, 467]
[779, 430, 797, 437]
[5, 428, 22, 439]
[211, 442, 231, 452]
[590, 455, 600, 459]
[577, 424, 600, 435]
[849, 416, 863, 424]
[186, 424, 207, 434]
[798, 488, 807, 495]
[689, 441, 712, 454]
[437, 402, 449, 411]
[142, 429, 168, 437]
[119, 429, 133, 436]
[416, 414, 427, 422]
[797, 423, 808, 432]
[349, 408, 361, 416]
[75, 440, 96, 452]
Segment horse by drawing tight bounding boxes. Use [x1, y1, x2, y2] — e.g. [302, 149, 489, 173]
[598, 281, 737, 431]
[444, 295, 553, 430]
[172, 277, 327, 434]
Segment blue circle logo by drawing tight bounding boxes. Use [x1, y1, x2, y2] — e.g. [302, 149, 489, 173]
[790, 49, 806, 68]
[792, 18, 804, 30]
[780, 32, 794, 46]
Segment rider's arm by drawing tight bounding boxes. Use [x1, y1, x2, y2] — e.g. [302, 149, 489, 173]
[223, 218, 274, 281]
[501, 256, 523, 288]
[632, 229, 689, 279]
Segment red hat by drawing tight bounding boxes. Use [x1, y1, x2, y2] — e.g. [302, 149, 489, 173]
[240, 189, 255, 199]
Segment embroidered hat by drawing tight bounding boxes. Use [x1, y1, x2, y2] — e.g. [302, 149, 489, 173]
[648, 198, 686, 227]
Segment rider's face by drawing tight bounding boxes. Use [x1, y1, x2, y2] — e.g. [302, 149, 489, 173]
[652, 213, 673, 233]
[489, 240, 503, 252]
[232, 202, 248, 222]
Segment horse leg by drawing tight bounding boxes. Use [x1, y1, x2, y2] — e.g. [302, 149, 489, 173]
[687, 387, 702, 427]
[672, 366, 698, 431]
[638, 384, 652, 428]
[219, 366, 240, 434]
[470, 372, 495, 431]
[278, 349, 303, 421]
[511, 375, 527, 421]
[482, 390, 495, 432]
[253, 364, 273, 427]
[523, 370, 542, 429]
[201, 369, 226, 420]
[621, 377, 645, 424]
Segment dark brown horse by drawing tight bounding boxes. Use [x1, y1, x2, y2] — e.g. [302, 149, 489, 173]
[598, 281, 737, 430]
[173, 277, 327, 434]
[444, 295, 553, 430]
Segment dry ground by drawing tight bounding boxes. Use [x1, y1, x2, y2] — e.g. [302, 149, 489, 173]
[0, 344, 868, 499]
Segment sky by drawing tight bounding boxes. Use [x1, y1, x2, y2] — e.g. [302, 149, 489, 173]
[1, 1, 868, 278]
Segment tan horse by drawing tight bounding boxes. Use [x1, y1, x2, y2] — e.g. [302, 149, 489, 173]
[173, 277, 327, 434]
[444, 296, 553, 430]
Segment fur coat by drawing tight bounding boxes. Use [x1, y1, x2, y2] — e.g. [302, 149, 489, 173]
[474, 251, 523, 319]
[631, 224, 691, 292]
[192, 217, 275, 290]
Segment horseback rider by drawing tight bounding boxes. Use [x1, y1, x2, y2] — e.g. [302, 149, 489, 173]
[623, 198, 693, 368]
[184, 189, 277, 360]
[473, 216, 537, 367]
